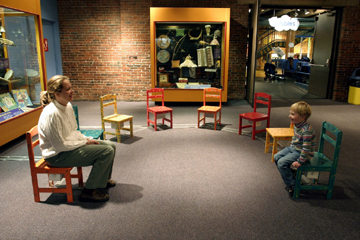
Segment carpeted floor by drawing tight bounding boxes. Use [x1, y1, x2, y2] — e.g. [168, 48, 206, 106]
[0, 97, 360, 239]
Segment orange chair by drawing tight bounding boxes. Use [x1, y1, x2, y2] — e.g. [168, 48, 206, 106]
[265, 122, 295, 162]
[239, 92, 271, 140]
[197, 87, 222, 130]
[146, 88, 173, 131]
[26, 125, 83, 203]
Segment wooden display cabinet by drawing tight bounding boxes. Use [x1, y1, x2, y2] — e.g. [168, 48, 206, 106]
[150, 8, 230, 102]
[0, 0, 46, 146]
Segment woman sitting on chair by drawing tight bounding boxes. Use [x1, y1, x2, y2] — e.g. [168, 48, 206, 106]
[38, 75, 116, 202]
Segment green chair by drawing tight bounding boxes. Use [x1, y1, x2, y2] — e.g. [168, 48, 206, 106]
[73, 105, 104, 140]
[293, 121, 343, 199]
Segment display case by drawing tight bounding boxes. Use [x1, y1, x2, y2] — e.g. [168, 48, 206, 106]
[0, 0, 46, 146]
[150, 8, 230, 102]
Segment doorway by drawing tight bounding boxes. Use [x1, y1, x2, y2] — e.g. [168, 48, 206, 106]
[248, 6, 339, 102]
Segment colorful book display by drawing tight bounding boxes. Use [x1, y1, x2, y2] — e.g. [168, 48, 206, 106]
[0, 92, 19, 112]
[12, 89, 33, 109]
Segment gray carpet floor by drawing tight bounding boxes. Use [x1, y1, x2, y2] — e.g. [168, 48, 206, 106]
[1, 95, 360, 239]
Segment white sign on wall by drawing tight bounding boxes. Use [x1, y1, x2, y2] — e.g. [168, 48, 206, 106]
[268, 15, 300, 31]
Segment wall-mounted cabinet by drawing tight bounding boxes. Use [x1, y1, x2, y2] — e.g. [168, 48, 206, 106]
[0, 0, 46, 146]
[150, 8, 230, 102]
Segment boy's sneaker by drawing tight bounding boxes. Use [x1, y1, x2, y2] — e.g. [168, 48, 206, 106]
[285, 185, 294, 196]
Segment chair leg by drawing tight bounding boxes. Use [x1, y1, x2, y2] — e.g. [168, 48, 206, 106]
[32, 174, 41, 202]
[170, 111, 173, 128]
[147, 111, 150, 127]
[130, 119, 133, 137]
[154, 113, 157, 131]
[77, 167, 84, 187]
[265, 131, 270, 153]
[116, 124, 121, 143]
[252, 121, 256, 140]
[271, 138, 278, 162]
[64, 170, 74, 203]
[293, 169, 302, 199]
[197, 111, 200, 128]
[239, 116, 242, 135]
[214, 113, 217, 130]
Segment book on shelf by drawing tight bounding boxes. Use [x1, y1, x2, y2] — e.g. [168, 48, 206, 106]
[0, 108, 24, 122]
[0, 92, 19, 112]
[11, 89, 33, 109]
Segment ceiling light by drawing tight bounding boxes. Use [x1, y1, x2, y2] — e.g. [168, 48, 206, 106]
[305, 9, 310, 14]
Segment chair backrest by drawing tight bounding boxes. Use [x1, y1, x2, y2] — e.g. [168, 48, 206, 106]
[317, 121, 343, 167]
[147, 88, 164, 108]
[100, 94, 117, 120]
[253, 92, 271, 116]
[72, 105, 80, 130]
[203, 87, 222, 107]
[26, 125, 40, 171]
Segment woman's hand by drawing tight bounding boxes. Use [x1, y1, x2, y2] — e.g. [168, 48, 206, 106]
[86, 139, 100, 145]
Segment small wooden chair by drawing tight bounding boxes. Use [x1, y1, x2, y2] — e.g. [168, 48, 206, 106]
[100, 94, 133, 143]
[197, 87, 222, 130]
[239, 92, 271, 140]
[73, 105, 104, 140]
[293, 121, 343, 199]
[146, 88, 173, 131]
[27, 125, 83, 203]
[265, 122, 295, 162]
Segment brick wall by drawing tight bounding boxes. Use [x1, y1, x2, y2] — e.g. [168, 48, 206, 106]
[57, 0, 248, 101]
[334, 6, 360, 101]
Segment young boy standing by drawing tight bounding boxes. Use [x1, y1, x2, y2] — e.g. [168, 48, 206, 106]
[274, 101, 316, 196]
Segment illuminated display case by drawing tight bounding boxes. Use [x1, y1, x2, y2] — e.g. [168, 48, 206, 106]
[150, 8, 230, 102]
[0, 0, 46, 146]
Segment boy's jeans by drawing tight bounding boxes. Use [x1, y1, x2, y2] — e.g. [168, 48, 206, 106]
[274, 146, 300, 186]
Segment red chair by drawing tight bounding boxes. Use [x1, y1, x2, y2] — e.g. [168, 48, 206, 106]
[239, 92, 271, 140]
[27, 125, 83, 202]
[147, 88, 173, 131]
[197, 87, 222, 130]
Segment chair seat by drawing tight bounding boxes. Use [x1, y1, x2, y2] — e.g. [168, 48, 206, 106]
[148, 106, 173, 113]
[240, 112, 268, 120]
[103, 114, 133, 122]
[80, 129, 104, 140]
[198, 106, 221, 112]
[266, 127, 294, 138]
[265, 127, 294, 162]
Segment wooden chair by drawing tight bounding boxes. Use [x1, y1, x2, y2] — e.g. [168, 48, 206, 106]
[100, 94, 133, 143]
[265, 122, 295, 162]
[293, 121, 343, 199]
[73, 105, 104, 140]
[197, 87, 222, 130]
[146, 88, 173, 131]
[26, 125, 83, 203]
[239, 92, 271, 140]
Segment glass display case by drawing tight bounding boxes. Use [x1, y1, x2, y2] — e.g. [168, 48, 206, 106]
[150, 8, 230, 102]
[155, 23, 224, 89]
[0, 0, 46, 146]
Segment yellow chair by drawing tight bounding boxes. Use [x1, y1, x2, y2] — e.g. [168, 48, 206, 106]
[197, 88, 222, 130]
[100, 94, 133, 143]
[265, 123, 294, 162]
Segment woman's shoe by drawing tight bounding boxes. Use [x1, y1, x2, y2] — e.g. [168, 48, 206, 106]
[80, 189, 109, 202]
[106, 179, 116, 188]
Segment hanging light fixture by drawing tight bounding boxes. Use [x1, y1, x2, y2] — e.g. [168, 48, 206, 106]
[305, 9, 310, 15]
[0, 26, 5, 33]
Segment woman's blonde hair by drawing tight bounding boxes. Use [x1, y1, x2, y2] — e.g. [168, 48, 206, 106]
[290, 101, 312, 120]
[40, 75, 69, 107]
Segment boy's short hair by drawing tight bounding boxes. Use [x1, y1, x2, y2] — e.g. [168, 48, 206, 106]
[290, 101, 312, 120]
